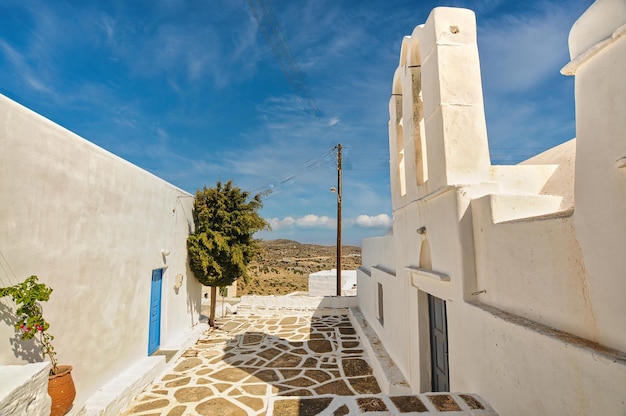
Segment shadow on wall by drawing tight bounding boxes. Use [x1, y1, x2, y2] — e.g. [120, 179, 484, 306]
[185, 261, 201, 327]
[0, 300, 42, 364]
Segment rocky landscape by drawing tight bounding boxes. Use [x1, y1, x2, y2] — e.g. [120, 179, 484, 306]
[237, 239, 362, 296]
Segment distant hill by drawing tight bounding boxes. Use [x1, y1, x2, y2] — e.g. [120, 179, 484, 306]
[237, 239, 362, 296]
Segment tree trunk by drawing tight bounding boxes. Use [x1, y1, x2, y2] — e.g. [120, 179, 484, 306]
[210, 286, 217, 327]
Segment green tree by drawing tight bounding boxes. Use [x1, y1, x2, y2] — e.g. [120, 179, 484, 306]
[187, 180, 268, 326]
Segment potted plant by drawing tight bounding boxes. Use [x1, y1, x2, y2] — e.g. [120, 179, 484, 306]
[0, 275, 75, 416]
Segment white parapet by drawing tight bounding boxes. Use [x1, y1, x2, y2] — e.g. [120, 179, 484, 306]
[0, 362, 52, 416]
[82, 357, 166, 416]
[308, 269, 357, 296]
[238, 293, 358, 316]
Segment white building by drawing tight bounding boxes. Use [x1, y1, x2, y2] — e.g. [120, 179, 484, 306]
[308, 269, 357, 296]
[357, 1, 626, 415]
[0, 94, 203, 414]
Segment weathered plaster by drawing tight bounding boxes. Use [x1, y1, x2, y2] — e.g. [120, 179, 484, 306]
[358, 2, 626, 415]
[0, 362, 51, 416]
[0, 94, 203, 409]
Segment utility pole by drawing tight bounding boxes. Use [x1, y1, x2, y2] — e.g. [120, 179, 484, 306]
[335, 144, 342, 296]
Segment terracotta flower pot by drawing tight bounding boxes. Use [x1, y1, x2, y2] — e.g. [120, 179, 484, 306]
[48, 365, 76, 416]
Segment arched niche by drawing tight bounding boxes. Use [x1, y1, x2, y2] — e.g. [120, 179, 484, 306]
[391, 70, 406, 197]
[407, 37, 421, 67]
[399, 36, 411, 67]
[407, 38, 427, 186]
[397, 117, 406, 196]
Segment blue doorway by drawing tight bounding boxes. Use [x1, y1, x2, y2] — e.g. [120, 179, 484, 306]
[148, 269, 163, 355]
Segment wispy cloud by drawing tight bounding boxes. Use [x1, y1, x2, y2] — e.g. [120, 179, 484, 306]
[0, 39, 25, 68]
[327, 117, 340, 127]
[0, 39, 54, 96]
[479, 9, 572, 94]
[476, 0, 590, 162]
[0, 0, 592, 245]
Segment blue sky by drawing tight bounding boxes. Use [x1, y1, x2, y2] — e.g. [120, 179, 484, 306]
[0, 0, 592, 245]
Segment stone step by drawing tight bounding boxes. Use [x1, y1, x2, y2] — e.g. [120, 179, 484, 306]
[348, 307, 412, 395]
[267, 392, 497, 415]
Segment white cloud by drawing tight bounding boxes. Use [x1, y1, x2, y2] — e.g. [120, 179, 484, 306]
[266, 215, 336, 230]
[354, 214, 392, 228]
[296, 215, 335, 228]
[268, 217, 296, 230]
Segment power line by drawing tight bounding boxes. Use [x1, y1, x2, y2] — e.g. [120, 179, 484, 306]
[250, 146, 335, 199]
[249, 144, 389, 200]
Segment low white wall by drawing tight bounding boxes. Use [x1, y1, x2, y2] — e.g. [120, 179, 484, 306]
[0, 94, 202, 407]
[308, 269, 357, 296]
[0, 363, 51, 416]
[237, 294, 358, 316]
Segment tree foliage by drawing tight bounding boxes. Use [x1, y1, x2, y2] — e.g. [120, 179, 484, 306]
[0, 276, 58, 374]
[187, 180, 269, 288]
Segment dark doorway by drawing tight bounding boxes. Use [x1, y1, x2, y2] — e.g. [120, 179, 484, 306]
[428, 294, 449, 391]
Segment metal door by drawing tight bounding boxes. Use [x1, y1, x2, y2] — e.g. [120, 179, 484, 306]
[148, 269, 163, 355]
[428, 294, 449, 391]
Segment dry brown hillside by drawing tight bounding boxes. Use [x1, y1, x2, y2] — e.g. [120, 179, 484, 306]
[237, 239, 361, 296]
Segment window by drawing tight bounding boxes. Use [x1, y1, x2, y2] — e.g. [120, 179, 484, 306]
[377, 282, 384, 326]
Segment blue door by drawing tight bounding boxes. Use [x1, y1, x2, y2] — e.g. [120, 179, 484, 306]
[148, 269, 163, 355]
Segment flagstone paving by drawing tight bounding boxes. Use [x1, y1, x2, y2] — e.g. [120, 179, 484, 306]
[122, 311, 497, 416]
[123, 314, 381, 416]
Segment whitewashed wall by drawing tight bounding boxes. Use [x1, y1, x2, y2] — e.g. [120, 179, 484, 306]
[308, 269, 357, 296]
[358, 2, 626, 415]
[0, 94, 202, 407]
[565, 0, 626, 353]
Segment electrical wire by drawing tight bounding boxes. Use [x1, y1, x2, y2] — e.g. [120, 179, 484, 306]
[249, 144, 390, 199]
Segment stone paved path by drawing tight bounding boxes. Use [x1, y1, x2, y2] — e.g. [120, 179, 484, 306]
[122, 311, 496, 416]
[123, 313, 381, 416]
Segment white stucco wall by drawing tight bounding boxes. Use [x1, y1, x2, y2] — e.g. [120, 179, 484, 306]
[565, 0, 626, 353]
[359, 3, 626, 415]
[308, 269, 356, 296]
[0, 94, 203, 407]
[452, 302, 626, 415]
